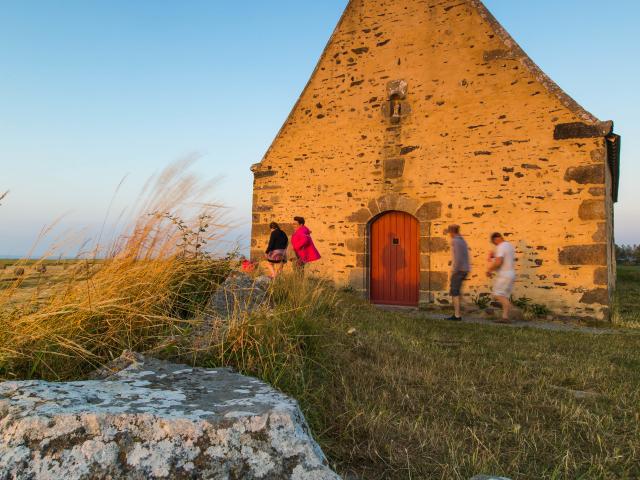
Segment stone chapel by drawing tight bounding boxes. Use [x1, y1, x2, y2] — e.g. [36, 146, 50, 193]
[250, 0, 621, 319]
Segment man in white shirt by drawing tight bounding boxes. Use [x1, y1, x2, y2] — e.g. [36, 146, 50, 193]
[486, 232, 516, 323]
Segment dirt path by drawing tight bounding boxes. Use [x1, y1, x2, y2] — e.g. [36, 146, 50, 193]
[424, 313, 626, 335]
[378, 306, 636, 335]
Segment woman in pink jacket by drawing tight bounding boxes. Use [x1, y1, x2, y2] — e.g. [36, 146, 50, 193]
[291, 216, 321, 268]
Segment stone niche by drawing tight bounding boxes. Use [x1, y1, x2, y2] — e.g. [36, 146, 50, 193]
[381, 79, 411, 123]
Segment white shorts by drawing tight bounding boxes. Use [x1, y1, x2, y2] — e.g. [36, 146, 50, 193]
[493, 274, 515, 298]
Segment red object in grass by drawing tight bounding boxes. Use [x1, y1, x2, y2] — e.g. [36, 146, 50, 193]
[241, 259, 256, 273]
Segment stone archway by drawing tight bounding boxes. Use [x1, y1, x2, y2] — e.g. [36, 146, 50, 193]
[346, 193, 449, 304]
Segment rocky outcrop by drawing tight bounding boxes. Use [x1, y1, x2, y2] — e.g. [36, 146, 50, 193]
[0, 353, 340, 479]
[207, 272, 272, 318]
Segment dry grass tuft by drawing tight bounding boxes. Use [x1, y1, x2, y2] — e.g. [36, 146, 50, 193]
[0, 161, 232, 380]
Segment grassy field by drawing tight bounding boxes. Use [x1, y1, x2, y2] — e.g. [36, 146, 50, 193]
[1, 259, 639, 479]
[293, 296, 640, 479]
[202, 271, 640, 479]
[614, 265, 640, 326]
[0, 259, 101, 307]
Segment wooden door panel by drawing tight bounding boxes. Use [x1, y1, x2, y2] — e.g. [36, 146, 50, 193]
[370, 211, 419, 306]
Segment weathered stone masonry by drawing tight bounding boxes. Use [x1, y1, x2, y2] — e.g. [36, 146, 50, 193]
[250, 0, 620, 319]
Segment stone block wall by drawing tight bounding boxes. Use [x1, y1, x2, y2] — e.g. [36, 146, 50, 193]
[250, 0, 616, 319]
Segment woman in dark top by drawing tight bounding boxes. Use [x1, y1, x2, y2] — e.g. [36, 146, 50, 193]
[265, 222, 288, 278]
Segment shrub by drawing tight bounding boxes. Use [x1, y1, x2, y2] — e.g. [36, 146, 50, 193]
[512, 296, 551, 319]
[472, 294, 491, 310]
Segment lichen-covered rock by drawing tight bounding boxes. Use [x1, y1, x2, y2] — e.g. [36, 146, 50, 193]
[207, 272, 272, 318]
[0, 354, 340, 479]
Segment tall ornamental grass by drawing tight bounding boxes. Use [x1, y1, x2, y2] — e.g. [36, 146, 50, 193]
[0, 161, 232, 380]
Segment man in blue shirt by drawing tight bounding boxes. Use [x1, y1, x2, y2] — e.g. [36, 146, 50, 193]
[446, 225, 470, 321]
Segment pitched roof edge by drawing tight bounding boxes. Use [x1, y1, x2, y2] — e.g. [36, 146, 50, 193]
[254, 0, 604, 172]
[470, 0, 600, 124]
[254, 1, 356, 171]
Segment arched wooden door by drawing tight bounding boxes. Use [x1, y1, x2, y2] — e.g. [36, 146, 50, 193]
[370, 211, 420, 306]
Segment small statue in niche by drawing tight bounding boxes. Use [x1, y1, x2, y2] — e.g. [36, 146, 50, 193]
[383, 80, 410, 124]
[391, 99, 402, 122]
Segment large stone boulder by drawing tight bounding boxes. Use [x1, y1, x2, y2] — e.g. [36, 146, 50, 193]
[0, 353, 340, 479]
[207, 272, 272, 318]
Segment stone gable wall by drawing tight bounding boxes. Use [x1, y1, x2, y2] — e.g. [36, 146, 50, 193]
[250, 0, 614, 319]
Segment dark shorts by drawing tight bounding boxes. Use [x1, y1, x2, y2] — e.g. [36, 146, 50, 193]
[450, 271, 468, 296]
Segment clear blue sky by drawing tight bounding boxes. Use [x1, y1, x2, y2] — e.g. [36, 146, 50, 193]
[1, 1, 638, 257]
